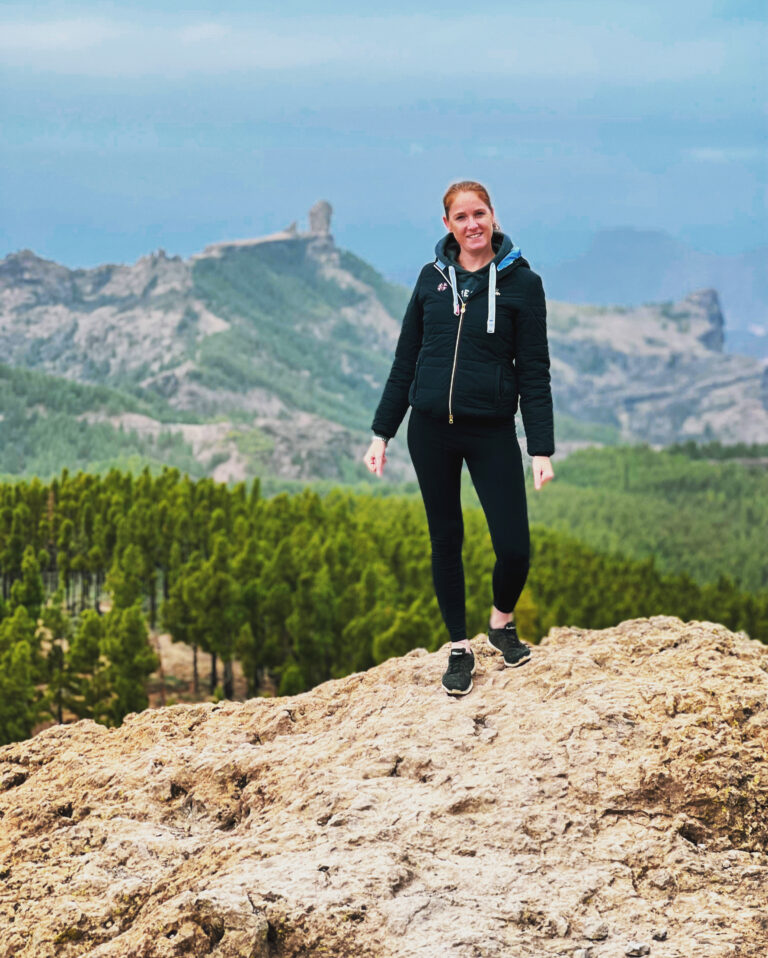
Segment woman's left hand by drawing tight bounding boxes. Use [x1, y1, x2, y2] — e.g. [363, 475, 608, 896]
[532, 456, 554, 491]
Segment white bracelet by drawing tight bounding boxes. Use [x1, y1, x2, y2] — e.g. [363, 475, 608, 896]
[372, 434, 389, 445]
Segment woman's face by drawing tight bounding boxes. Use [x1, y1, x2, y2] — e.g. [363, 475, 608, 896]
[442, 191, 495, 258]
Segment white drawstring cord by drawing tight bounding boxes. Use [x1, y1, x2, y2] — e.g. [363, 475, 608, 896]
[487, 263, 497, 333]
[447, 266, 460, 316]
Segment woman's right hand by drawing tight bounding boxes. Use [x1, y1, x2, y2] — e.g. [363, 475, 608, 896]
[364, 438, 387, 477]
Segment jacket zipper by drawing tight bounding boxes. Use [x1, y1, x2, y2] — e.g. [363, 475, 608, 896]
[434, 263, 466, 423]
[448, 302, 466, 423]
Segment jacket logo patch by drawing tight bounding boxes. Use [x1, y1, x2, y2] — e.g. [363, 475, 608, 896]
[437, 282, 448, 292]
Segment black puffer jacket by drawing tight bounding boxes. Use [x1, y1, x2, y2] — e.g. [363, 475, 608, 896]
[371, 232, 555, 456]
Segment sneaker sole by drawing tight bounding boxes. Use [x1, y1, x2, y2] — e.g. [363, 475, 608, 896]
[442, 678, 474, 696]
[441, 660, 477, 696]
[487, 634, 531, 668]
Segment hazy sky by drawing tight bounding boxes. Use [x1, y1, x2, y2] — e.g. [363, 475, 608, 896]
[1, 0, 765, 279]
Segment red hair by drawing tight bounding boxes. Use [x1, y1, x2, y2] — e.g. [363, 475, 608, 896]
[443, 180, 493, 216]
[442, 180, 500, 230]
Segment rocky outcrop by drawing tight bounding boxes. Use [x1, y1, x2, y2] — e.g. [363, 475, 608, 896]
[0, 247, 194, 383]
[548, 289, 768, 443]
[1, 617, 767, 957]
[308, 200, 332, 236]
[691, 289, 725, 352]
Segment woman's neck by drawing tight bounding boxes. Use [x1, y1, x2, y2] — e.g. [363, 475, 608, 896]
[457, 247, 494, 272]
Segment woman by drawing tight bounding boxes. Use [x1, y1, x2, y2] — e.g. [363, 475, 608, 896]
[364, 181, 554, 696]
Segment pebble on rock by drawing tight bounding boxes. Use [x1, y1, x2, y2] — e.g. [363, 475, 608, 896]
[625, 942, 651, 956]
[583, 919, 610, 940]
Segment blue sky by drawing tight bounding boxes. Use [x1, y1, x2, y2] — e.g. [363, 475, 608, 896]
[1, 0, 765, 280]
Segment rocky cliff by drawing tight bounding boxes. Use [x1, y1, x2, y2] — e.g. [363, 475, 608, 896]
[543, 228, 768, 355]
[1, 617, 767, 957]
[548, 289, 768, 445]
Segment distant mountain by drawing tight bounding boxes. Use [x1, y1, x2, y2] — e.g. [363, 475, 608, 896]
[1, 206, 767, 481]
[0, 203, 415, 483]
[544, 229, 768, 356]
[547, 289, 768, 446]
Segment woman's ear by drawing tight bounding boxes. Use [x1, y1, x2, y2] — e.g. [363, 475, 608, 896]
[442, 214, 450, 232]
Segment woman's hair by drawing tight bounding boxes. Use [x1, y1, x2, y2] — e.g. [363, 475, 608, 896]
[442, 180, 500, 230]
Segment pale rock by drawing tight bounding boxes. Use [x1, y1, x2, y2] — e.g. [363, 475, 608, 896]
[583, 919, 611, 941]
[1, 616, 768, 957]
[544, 913, 570, 937]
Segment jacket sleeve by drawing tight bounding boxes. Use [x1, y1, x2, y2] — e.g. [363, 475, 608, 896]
[370, 276, 424, 440]
[515, 272, 555, 457]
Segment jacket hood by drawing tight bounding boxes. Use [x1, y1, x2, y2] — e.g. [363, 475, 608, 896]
[434, 231, 527, 334]
[434, 230, 525, 272]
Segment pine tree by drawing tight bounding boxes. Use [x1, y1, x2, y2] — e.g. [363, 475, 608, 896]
[197, 536, 244, 699]
[9, 545, 46, 622]
[107, 543, 145, 610]
[0, 607, 39, 745]
[100, 605, 159, 726]
[68, 609, 110, 722]
[38, 591, 73, 725]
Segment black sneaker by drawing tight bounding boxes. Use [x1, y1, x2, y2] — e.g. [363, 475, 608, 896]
[441, 648, 476, 696]
[487, 621, 531, 668]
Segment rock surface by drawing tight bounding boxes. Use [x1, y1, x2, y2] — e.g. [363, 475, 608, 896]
[1, 616, 768, 957]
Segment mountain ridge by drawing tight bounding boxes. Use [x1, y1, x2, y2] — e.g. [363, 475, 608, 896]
[2, 206, 767, 481]
[543, 227, 768, 356]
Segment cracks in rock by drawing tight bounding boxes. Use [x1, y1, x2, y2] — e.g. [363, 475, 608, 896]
[389, 867, 415, 895]
[446, 794, 495, 816]
[628, 862, 651, 895]
[600, 807, 658, 820]
[1, 771, 27, 791]
[678, 821, 709, 846]
[198, 914, 225, 945]
[217, 811, 239, 832]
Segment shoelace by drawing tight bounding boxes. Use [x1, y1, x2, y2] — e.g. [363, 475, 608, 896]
[447, 651, 472, 673]
[490, 622, 524, 646]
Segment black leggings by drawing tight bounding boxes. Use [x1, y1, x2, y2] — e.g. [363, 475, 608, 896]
[407, 407, 530, 643]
